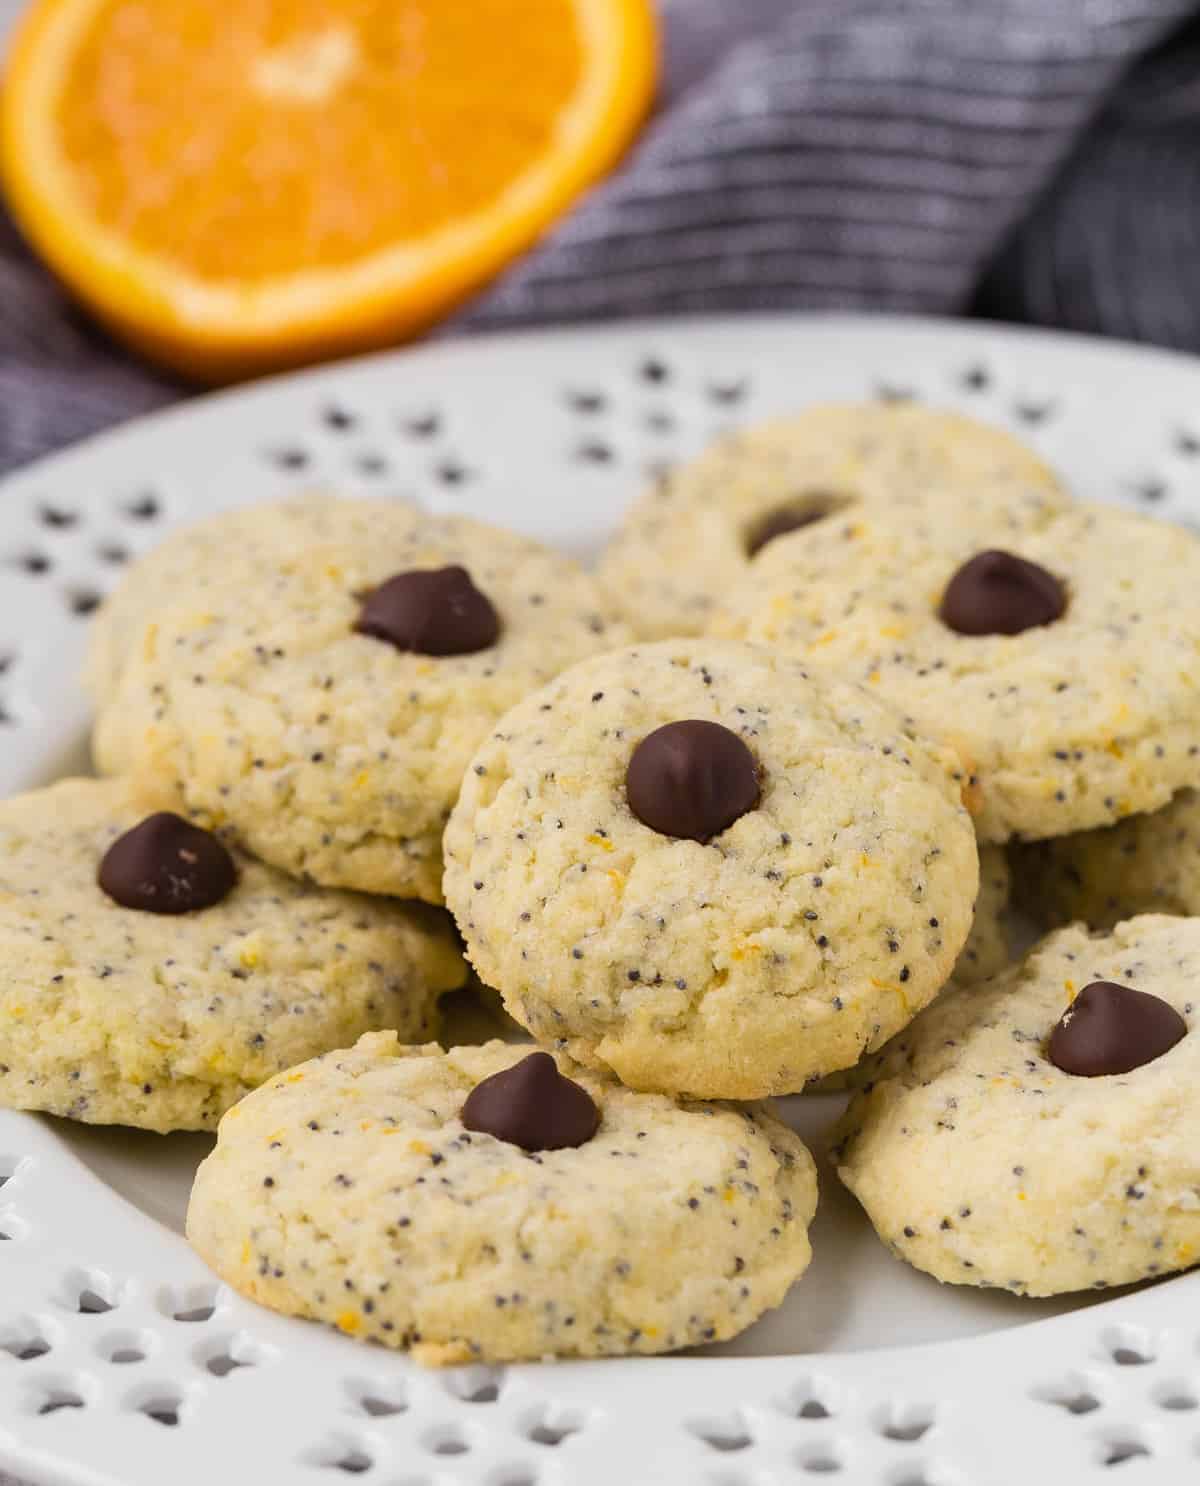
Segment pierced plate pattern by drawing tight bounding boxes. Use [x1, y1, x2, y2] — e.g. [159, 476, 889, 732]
[1, 316, 1199, 1486]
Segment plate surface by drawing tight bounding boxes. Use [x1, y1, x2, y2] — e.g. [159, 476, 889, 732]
[1, 315, 1199, 1485]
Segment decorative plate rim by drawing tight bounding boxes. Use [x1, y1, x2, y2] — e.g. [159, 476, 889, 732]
[1, 312, 1199, 1486]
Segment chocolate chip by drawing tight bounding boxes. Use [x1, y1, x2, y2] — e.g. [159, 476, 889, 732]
[98, 813, 237, 914]
[626, 720, 759, 843]
[939, 550, 1066, 636]
[745, 498, 839, 557]
[461, 1052, 599, 1152]
[1048, 981, 1186, 1076]
[354, 566, 499, 656]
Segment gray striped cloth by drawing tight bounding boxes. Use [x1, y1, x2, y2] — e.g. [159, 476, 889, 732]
[1, 0, 1198, 477]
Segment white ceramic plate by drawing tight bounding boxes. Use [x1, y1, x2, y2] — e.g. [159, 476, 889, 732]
[1, 315, 1199, 1486]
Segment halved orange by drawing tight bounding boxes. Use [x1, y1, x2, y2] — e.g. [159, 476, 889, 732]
[2, 0, 656, 382]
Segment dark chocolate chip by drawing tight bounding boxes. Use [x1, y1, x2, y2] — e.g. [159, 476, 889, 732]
[98, 813, 236, 914]
[939, 550, 1066, 636]
[745, 497, 840, 557]
[1048, 981, 1186, 1077]
[354, 566, 499, 656]
[461, 1052, 598, 1152]
[626, 720, 759, 843]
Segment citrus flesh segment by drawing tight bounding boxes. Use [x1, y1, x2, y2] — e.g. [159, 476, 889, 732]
[2, 0, 656, 379]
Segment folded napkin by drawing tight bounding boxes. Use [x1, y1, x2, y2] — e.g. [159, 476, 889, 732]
[465, 0, 1200, 341]
[1, 0, 1197, 477]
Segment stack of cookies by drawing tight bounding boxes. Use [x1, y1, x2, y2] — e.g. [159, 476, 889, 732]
[8, 491, 819, 1366]
[8, 399, 1200, 1366]
[602, 403, 1200, 1299]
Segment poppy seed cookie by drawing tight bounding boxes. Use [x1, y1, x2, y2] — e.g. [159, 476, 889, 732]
[0, 778, 465, 1132]
[92, 495, 630, 902]
[954, 844, 1013, 986]
[833, 915, 1200, 1296]
[1012, 789, 1200, 932]
[443, 639, 978, 1099]
[816, 843, 1012, 1093]
[86, 493, 391, 704]
[599, 404, 1070, 641]
[723, 502, 1200, 843]
[187, 1033, 818, 1364]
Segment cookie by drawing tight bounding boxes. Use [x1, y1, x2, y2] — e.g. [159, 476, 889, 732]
[92, 495, 630, 902]
[443, 638, 978, 1099]
[1012, 789, 1200, 931]
[816, 844, 1012, 1093]
[0, 778, 465, 1132]
[598, 404, 1070, 640]
[955, 844, 1013, 987]
[833, 915, 1200, 1296]
[186, 1032, 818, 1364]
[723, 502, 1200, 843]
[86, 495, 372, 704]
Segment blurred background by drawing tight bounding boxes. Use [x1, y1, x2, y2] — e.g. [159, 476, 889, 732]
[1, 0, 1199, 476]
